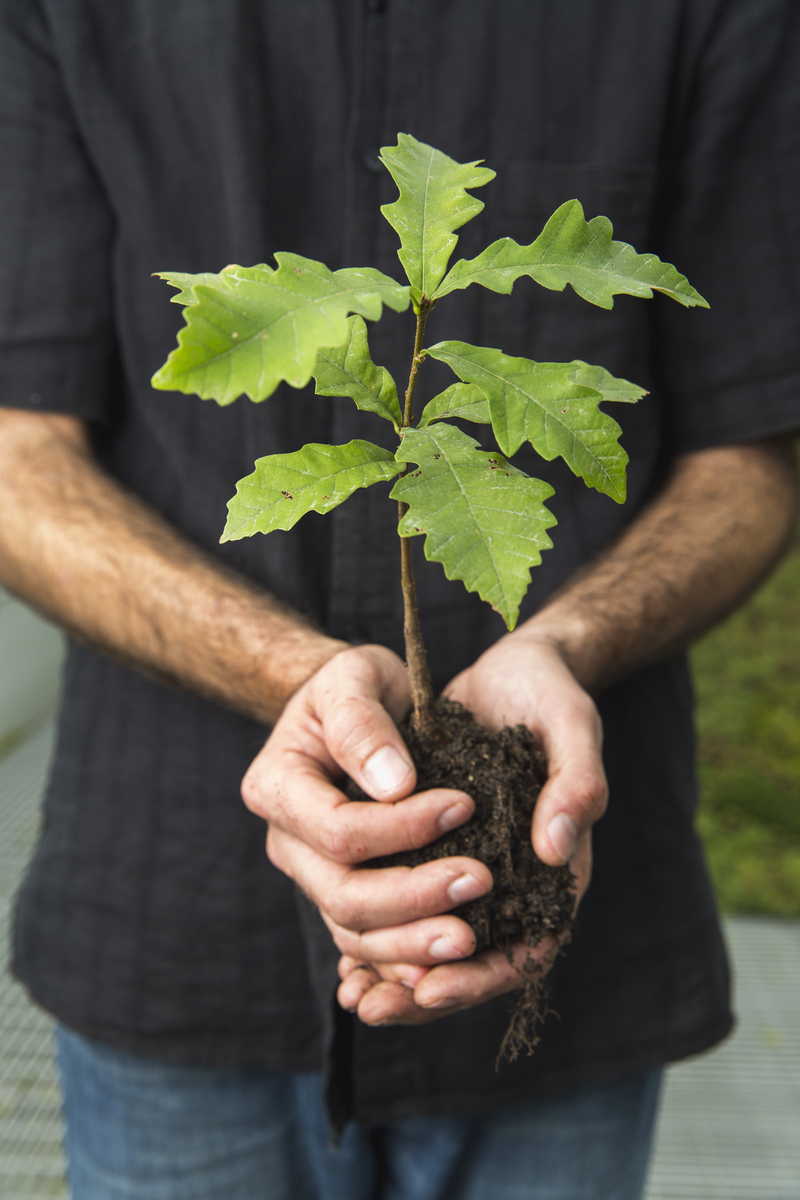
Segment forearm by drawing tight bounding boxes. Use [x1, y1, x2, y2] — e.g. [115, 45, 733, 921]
[0, 410, 346, 723]
[521, 436, 798, 692]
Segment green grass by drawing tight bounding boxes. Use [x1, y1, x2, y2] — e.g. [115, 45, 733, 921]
[691, 526, 800, 915]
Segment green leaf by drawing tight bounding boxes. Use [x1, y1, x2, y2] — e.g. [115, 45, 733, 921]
[313, 316, 402, 428]
[427, 341, 646, 503]
[222, 440, 401, 541]
[151, 254, 410, 405]
[379, 133, 495, 297]
[157, 270, 228, 305]
[392, 423, 556, 630]
[434, 199, 709, 309]
[567, 362, 644, 403]
[418, 382, 491, 428]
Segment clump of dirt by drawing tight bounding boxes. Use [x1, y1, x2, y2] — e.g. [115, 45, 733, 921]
[354, 697, 576, 1059]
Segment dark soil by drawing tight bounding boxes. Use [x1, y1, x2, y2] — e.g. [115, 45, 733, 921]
[353, 697, 576, 1060]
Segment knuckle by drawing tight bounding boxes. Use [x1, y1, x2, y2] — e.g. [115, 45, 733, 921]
[240, 768, 263, 814]
[316, 819, 353, 864]
[594, 778, 610, 815]
[330, 926, 356, 955]
[390, 796, 449, 855]
[326, 695, 376, 758]
[573, 774, 608, 823]
[569, 689, 601, 728]
[265, 831, 285, 873]
[320, 648, 382, 696]
[405, 872, 434, 921]
[326, 889, 362, 931]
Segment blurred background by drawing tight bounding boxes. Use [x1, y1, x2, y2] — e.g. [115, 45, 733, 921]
[693, 523, 800, 919]
[0, 564, 798, 1199]
[0, 587, 63, 759]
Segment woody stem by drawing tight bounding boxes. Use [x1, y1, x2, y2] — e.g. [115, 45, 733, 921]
[399, 300, 436, 731]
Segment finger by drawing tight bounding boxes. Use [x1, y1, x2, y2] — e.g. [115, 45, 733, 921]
[337, 962, 432, 1014]
[323, 910, 478, 965]
[310, 646, 418, 801]
[337, 954, 430, 990]
[355, 980, 434, 1025]
[529, 690, 608, 867]
[351, 938, 558, 1027]
[258, 759, 475, 864]
[338, 954, 370, 982]
[267, 828, 493, 932]
[337, 962, 381, 1012]
[414, 937, 557, 1011]
[371, 962, 430, 987]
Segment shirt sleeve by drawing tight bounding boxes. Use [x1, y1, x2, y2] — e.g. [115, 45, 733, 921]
[653, 0, 800, 453]
[0, 0, 115, 421]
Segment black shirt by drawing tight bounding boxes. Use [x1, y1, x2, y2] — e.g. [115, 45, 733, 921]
[3, 0, 800, 1124]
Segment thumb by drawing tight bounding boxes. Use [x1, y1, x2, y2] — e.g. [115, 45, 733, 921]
[310, 644, 417, 802]
[530, 690, 608, 866]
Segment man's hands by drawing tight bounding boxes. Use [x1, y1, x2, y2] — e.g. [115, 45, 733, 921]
[242, 439, 799, 1030]
[242, 645, 491, 985]
[4, 411, 793, 1029]
[241, 638, 605, 1027]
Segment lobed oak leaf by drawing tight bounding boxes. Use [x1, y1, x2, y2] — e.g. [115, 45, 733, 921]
[435, 199, 709, 309]
[152, 255, 409, 405]
[313, 316, 402, 429]
[392, 423, 555, 630]
[380, 133, 495, 298]
[222, 440, 401, 540]
[427, 341, 646, 503]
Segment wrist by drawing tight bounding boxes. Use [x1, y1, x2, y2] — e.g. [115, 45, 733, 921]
[509, 609, 600, 693]
[249, 625, 349, 723]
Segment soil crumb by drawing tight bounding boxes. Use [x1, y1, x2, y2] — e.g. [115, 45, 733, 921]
[356, 697, 576, 1060]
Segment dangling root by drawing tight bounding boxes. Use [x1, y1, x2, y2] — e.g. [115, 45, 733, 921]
[495, 936, 569, 1067]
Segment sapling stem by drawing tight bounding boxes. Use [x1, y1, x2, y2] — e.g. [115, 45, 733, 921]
[402, 301, 431, 426]
[399, 300, 436, 731]
[399, 519, 435, 729]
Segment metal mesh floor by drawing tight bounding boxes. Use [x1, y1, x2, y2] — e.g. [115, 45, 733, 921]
[645, 916, 800, 1200]
[0, 724, 65, 1199]
[0, 725, 798, 1200]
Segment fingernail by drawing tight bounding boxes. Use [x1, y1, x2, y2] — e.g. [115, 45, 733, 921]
[429, 936, 462, 961]
[547, 812, 578, 863]
[421, 997, 459, 1010]
[447, 873, 486, 905]
[438, 801, 471, 834]
[363, 746, 412, 797]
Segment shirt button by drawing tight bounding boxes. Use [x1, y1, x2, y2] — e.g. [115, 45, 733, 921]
[360, 147, 384, 175]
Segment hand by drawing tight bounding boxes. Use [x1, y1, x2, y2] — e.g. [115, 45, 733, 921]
[241, 644, 492, 976]
[446, 630, 607, 871]
[337, 630, 605, 1025]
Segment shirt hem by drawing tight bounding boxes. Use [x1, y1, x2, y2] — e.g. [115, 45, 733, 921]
[14, 976, 325, 1074]
[350, 1013, 735, 1125]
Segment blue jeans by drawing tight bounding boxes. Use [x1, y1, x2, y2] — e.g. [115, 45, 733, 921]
[56, 1026, 662, 1200]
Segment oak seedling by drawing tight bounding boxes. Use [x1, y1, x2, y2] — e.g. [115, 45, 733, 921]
[152, 134, 707, 732]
